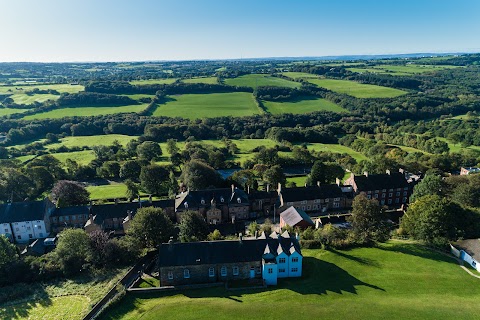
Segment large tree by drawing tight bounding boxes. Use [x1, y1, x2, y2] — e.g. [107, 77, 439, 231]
[180, 160, 222, 190]
[307, 161, 344, 185]
[178, 211, 209, 242]
[127, 207, 174, 248]
[410, 173, 443, 202]
[119, 160, 142, 181]
[136, 141, 162, 161]
[54, 229, 92, 275]
[51, 180, 90, 207]
[348, 194, 390, 243]
[263, 165, 286, 187]
[140, 164, 170, 195]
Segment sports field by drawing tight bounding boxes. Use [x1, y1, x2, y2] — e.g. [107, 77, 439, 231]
[99, 241, 480, 320]
[306, 78, 407, 98]
[182, 77, 218, 84]
[22, 104, 148, 120]
[225, 74, 301, 89]
[130, 79, 177, 85]
[153, 93, 260, 119]
[263, 97, 347, 114]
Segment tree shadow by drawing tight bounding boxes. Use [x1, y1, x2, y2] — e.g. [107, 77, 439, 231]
[327, 248, 381, 267]
[0, 284, 52, 320]
[375, 242, 455, 264]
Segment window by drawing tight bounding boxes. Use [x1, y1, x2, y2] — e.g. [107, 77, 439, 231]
[397, 188, 401, 191]
[388, 193, 393, 198]
[279, 268, 286, 273]
[184, 269, 190, 279]
[220, 197, 224, 203]
[209, 267, 215, 277]
[168, 271, 174, 280]
[65, 216, 70, 221]
[396, 192, 400, 197]
[201, 199, 205, 205]
[221, 266, 227, 276]
[29, 234, 33, 239]
[71, 215, 76, 220]
[59, 217, 64, 222]
[325, 199, 329, 203]
[286, 202, 293, 206]
[395, 198, 400, 204]
[374, 194, 379, 199]
[279, 258, 286, 264]
[37, 225, 41, 229]
[301, 200, 307, 205]
[380, 200, 385, 205]
[256, 266, 261, 274]
[233, 266, 239, 276]
[403, 197, 407, 203]
[381, 193, 386, 198]
[4, 229, 8, 233]
[292, 257, 298, 263]
[404, 187, 408, 190]
[15, 228, 19, 232]
[17, 235, 21, 240]
[403, 191, 407, 196]
[184, 202, 189, 209]
[237, 197, 241, 203]
[307, 206, 311, 210]
[334, 198, 340, 201]
[388, 199, 392, 205]
[27, 226, 31, 230]
[375, 190, 379, 193]
[382, 189, 386, 192]
[314, 199, 320, 203]
[367, 190, 372, 194]
[302, 206, 306, 211]
[268, 268, 273, 274]
[389, 189, 393, 192]
[313, 205, 318, 210]
[333, 202, 340, 208]
[291, 268, 298, 273]
[367, 195, 371, 200]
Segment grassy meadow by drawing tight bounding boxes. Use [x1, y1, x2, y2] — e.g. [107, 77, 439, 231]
[0, 107, 29, 116]
[129, 79, 178, 85]
[281, 72, 319, 79]
[99, 241, 480, 320]
[225, 74, 301, 89]
[46, 134, 138, 150]
[263, 97, 347, 114]
[0, 83, 84, 105]
[182, 77, 218, 84]
[306, 78, 407, 98]
[87, 183, 129, 199]
[50, 150, 96, 166]
[348, 64, 461, 76]
[22, 104, 149, 120]
[153, 93, 260, 119]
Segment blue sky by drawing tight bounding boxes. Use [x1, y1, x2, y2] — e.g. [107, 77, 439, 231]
[0, 0, 479, 62]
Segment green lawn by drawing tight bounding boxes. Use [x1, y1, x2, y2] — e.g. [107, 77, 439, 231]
[182, 77, 218, 84]
[0, 107, 29, 116]
[281, 72, 319, 79]
[306, 78, 407, 98]
[47, 134, 138, 150]
[50, 150, 96, 166]
[305, 143, 367, 162]
[263, 97, 347, 114]
[10, 93, 60, 104]
[87, 183, 128, 199]
[122, 94, 155, 101]
[437, 137, 480, 153]
[153, 93, 260, 119]
[22, 104, 148, 120]
[100, 242, 480, 320]
[348, 64, 461, 76]
[130, 79, 178, 85]
[0, 84, 84, 105]
[225, 74, 301, 89]
[286, 175, 308, 186]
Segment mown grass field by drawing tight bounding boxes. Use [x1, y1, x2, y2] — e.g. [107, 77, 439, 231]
[437, 137, 480, 154]
[306, 78, 407, 98]
[263, 97, 347, 114]
[22, 104, 148, 120]
[87, 183, 128, 199]
[46, 134, 138, 150]
[153, 93, 260, 119]
[225, 74, 301, 89]
[100, 241, 480, 320]
[182, 77, 218, 84]
[304, 143, 367, 162]
[50, 150, 96, 166]
[281, 72, 319, 79]
[129, 79, 177, 85]
[0, 107, 29, 116]
[0, 83, 84, 105]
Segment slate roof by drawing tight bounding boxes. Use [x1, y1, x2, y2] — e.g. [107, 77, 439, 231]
[280, 206, 314, 227]
[0, 200, 48, 223]
[175, 187, 249, 210]
[248, 190, 278, 200]
[51, 205, 90, 217]
[159, 235, 301, 267]
[280, 184, 343, 202]
[353, 172, 409, 191]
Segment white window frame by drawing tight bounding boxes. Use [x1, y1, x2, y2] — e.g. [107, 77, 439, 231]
[209, 267, 215, 277]
[184, 269, 190, 279]
[233, 266, 239, 276]
[221, 266, 227, 276]
[168, 271, 174, 280]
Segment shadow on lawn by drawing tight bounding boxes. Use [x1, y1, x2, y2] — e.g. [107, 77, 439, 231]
[0, 285, 52, 320]
[375, 242, 454, 264]
[328, 248, 381, 267]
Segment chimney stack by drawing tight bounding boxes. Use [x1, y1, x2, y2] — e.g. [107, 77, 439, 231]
[277, 182, 282, 193]
[335, 178, 341, 186]
[115, 198, 119, 205]
[231, 184, 235, 194]
[149, 194, 153, 203]
[317, 181, 321, 187]
[266, 184, 270, 192]
[386, 169, 391, 175]
[239, 233, 243, 243]
[399, 168, 405, 174]
[364, 171, 369, 177]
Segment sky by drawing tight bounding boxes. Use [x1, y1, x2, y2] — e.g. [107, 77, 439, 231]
[0, 0, 479, 62]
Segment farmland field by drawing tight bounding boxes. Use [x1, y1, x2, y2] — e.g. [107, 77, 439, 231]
[0, 84, 84, 105]
[22, 103, 149, 120]
[153, 93, 260, 119]
[87, 183, 128, 199]
[437, 137, 480, 154]
[0, 107, 29, 116]
[281, 72, 319, 79]
[130, 79, 177, 85]
[182, 77, 218, 84]
[50, 150, 96, 165]
[263, 97, 347, 114]
[99, 241, 480, 320]
[46, 134, 138, 149]
[348, 64, 461, 76]
[306, 78, 407, 98]
[225, 74, 301, 89]
[9, 93, 59, 104]
[305, 143, 367, 162]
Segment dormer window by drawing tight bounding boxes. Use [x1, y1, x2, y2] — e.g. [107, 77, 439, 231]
[201, 199, 205, 205]
[184, 202, 189, 209]
[237, 197, 241, 203]
[220, 197, 224, 203]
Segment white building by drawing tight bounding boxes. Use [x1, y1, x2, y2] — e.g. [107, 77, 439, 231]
[0, 199, 55, 243]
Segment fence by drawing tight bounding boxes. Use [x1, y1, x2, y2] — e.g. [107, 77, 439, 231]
[450, 244, 480, 272]
[82, 251, 157, 320]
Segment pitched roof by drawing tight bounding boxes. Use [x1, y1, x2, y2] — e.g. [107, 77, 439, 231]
[353, 172, 409, 191]
[280, 206, 314, 227]
[280, 184, 343, 202]
[51, 205, 89, 217]
[159, 235, 301, 267]
[0, 200, 48, 223]
[175, 187, 249, 209]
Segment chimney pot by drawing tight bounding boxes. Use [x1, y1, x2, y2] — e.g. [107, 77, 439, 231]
[386, 169, 391, 175]
[364, 171, 369, 177]
[266, 184, 270, 192]
[317, 181, 321, 187]
[277, 182, 282, 193]
[335, 178, 341, 186]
